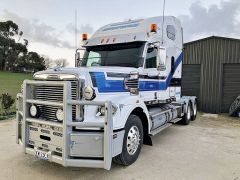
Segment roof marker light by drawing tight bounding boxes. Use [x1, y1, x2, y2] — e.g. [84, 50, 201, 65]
[151, 24, 158, 33]
[82, 33, 88, 41]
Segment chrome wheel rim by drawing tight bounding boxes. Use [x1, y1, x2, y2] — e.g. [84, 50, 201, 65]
[187, 106, 191, 119]
[126, 126, 141, 155]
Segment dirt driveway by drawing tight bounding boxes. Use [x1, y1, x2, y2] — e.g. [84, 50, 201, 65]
[0, 114, 240, 180]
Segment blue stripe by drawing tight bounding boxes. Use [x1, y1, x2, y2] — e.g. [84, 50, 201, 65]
[166, 52, 183, 88]
[90, 52, 183, 93]
[90, 72, 128, 93]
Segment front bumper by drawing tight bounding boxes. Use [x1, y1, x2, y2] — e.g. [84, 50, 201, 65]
[16, 80, 124, 170]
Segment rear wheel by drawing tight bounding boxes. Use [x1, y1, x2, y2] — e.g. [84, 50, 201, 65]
[191, 101, 197, 121]
[181, 103, 191, 125]
[113, 114, 143, 166]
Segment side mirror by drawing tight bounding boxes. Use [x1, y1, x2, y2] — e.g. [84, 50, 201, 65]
[75, 48, 86, 67]
[157, 47, 167, 71]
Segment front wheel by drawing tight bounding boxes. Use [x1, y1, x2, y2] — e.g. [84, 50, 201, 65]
[113, 114, 143, 166]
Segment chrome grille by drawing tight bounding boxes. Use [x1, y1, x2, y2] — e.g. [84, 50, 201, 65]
[35, 81, 77, 101]
[124, 79, 139, 89]
[34, 81, 78, 122]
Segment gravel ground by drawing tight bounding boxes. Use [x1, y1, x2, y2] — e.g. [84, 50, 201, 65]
[0, 114, 240, 180]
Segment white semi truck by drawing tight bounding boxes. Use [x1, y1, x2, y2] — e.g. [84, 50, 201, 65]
[16, 16, 197, 170]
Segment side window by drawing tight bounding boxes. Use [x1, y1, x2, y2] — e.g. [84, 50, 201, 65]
[167, 25, 176, 41]
[145, 47, 157, 68]
[87, 51, 101, 67]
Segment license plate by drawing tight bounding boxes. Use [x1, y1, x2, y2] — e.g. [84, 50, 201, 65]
[35, 150, 49, 160]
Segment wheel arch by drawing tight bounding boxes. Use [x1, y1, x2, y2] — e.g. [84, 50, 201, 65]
[130, 107, 152, 146]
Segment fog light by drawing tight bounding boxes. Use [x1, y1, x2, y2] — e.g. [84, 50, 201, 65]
[29, 104, 40, 118]
[56, 109, 64, 122]
[100, 106, 106, 115]
[97, 105, 117, 116]
[84, 86, 96, 100]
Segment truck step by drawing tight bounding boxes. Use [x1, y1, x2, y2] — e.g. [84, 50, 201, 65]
[170, 118, 182, 124]
[150, 123, 172, 136]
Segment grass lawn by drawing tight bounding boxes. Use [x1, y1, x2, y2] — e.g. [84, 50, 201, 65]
[0, 71, 33, 114]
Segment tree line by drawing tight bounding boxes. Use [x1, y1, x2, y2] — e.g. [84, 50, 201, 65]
[0, 20, 68, 72]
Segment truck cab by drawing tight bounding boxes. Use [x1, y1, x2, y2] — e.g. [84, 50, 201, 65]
[16, 16, 197, 170]
[77, 16, 183, 103]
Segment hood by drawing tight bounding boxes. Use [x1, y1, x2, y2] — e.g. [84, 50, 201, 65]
[34, 66, 140, 80]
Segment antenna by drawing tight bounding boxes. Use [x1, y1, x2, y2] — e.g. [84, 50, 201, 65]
[75, 10, 77, 49]
[161, 0, 166, 45]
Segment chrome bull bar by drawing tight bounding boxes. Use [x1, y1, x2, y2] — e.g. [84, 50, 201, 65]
[16, 80, 113, 170]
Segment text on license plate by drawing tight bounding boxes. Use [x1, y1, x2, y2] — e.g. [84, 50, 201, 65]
[35, 150, 49, 160]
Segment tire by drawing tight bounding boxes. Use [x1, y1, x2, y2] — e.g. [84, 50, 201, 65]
[113, 114, 143, 166]
[191, 101, 197, 121]
[181, 103, 191, 125]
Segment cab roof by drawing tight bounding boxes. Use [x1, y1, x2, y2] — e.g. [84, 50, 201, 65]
[84, 16, 181, 47]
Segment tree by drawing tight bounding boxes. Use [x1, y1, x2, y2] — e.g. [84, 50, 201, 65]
[42, 55, 53, 69]
[0, 21, 19, 70]
[0, 20, 28, 71]
[25, 52, 46, 71]
[8, 42, 28, 71]
[0, 20, 18, 38]
[54, 58, 69, 67]
[0, 20, 67, 72]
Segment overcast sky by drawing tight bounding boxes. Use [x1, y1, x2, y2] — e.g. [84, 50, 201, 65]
[1, 0, 240, 66]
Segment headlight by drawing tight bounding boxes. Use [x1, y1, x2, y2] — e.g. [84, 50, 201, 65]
[56, 109, 64, 122]
[97, 105, 117, 116]
[84, 86, 96, 100]
[29, 104, 40, 118]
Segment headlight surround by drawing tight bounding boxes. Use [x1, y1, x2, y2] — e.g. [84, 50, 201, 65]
[84, 86, 96, 100]
[56, 109, 64, 122]
[29, 104, 40, 118]
[97, 105, 117, 116]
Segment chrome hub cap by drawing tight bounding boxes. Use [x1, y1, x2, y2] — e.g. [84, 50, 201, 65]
[126, 126, 141, 155]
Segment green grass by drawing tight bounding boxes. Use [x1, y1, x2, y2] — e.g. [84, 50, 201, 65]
[0, 71, 33, 114]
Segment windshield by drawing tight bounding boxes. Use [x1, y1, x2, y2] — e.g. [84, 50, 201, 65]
[81, 42, 145, 68]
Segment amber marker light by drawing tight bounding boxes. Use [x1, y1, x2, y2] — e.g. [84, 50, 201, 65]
[82, 33, 88, 41]
[151, 24, 157, 33]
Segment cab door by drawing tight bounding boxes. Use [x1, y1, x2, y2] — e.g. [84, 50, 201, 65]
[140, 46, 159, 101]
[141, 45, 169, 102]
